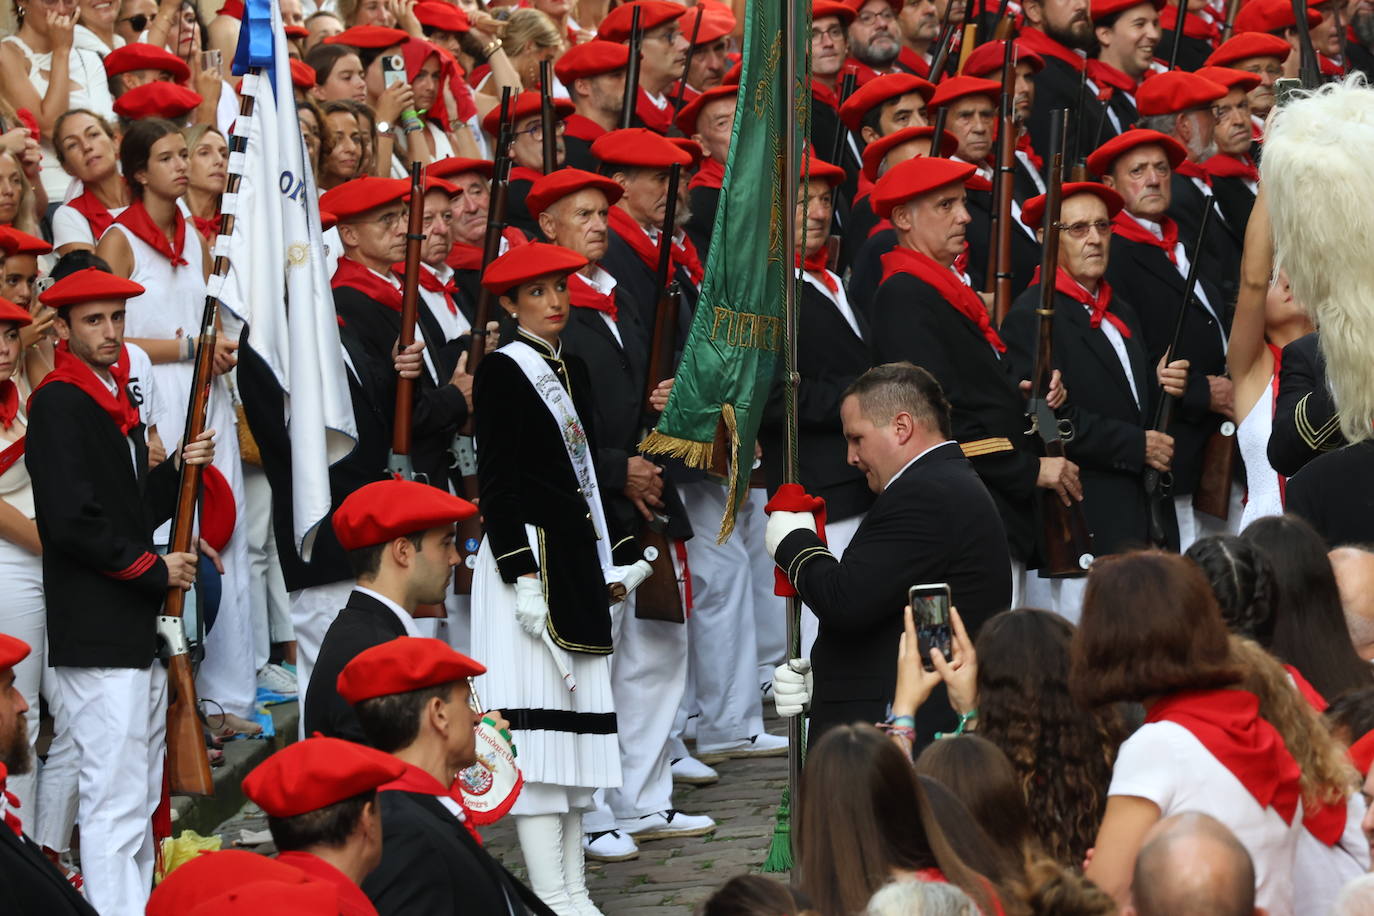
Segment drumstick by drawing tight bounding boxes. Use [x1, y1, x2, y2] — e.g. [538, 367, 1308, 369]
[542, 631, 577, 692]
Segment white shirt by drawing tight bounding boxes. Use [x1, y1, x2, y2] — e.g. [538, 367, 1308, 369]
[884, 440, 956, 491]
[796, 266, 862, 338]
[579, 265, 622, 346]
[1071, 282, 1139, 408]
[1126, 211, 1226, 352]
[352, 586, 422, 637]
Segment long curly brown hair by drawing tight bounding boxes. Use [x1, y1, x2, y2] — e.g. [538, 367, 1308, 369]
[974, 609, 1126, 868]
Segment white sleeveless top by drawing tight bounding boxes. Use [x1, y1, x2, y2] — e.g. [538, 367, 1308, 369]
[0, 35, 114, 200]
[1238, 376, 1283, 530]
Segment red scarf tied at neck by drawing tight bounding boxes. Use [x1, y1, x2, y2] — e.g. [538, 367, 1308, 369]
[0, 380, 17, 430]
[1112, 210, 1180, 265]
[797, 249, 838, 294]
[68, 187, 119, 240]
[1174, 159, 1213, 188]
[635, 87, 673, 134]
[880, 246, 1004, 353]
[1031, 266, 1130, 337]
[607, 206, 704, 286]
[0, 762, 21, 837]
[567, 271, 617, 320]
[332, 257, 403, 312]
[381, 763, 483, 844]
[1203, 153, 1259, 185]
[192, 213, 222, 242]
[114, 199, 189, 267]
[404, 263, 460, 316]
[31, 341, 141, 435]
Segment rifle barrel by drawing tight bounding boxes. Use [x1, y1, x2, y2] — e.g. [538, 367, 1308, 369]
[390, 162, 426, 464]
[468, 87, 514, 371]
[671, 8, 705, 115]
[622, 8, 643, 130]
[644, 163, 683, 410]
[1167, 0, 1187, 69]
[539, 60, 556, 173]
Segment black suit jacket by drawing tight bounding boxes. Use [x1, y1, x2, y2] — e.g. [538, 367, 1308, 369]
[1104, 233, 1227, 496]
[1168, 173, 1243, 308]
[1210, 175, 1256, 242]
[364, 790, 555, 916]
[774, 442, 1011, 747]
[1267, 332, 1344, 478]
[1287, 442, 1374, 548]
[0, 828, 99, 915]
[303, 590, 408, 742]
[964, 187, 1041, 300]
[1002, 285, 1178, 555]
[1026, 51, 1087, 166]
[848, 227, 898, 327]
[684, 183, 721, 256]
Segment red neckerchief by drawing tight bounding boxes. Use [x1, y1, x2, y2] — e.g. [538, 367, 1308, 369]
[673, 231, 704, 286]
[1015, 133, 1044, 172]
[1270, 343, 1287, 504]
[635, 87, 673, 134]
[30, 341, 141, 435]
[1145, 689, 1301, 824]
[114, 199, 188, 267]
[192, 213, 221, 242]
[567, 270, 616, 320]
[447, 242, 482, 271]
[1031, 265, 1128, 337]
[0, 762, 21, 837]
[332, 257, 402, 312]
[381, 763, 483, 844]
[671, 80, 701, 107]
[880, 246, 1004, 353]
[67, 186, 119, 239]
[1085, 58, 1136, 95]
[1112, 210, 1179, 265]
[1203, 152, 1258, 184]
[896, 45, 931, 78]
[846, 58, 891, 86]
[798, 248, 838, 293]
[414, 263, 459, 315]
[1320, 52, 1344, 76]
[0, 379, 17, 430]
[563, 113, 607, 143]
[811, 78, 840, 111]
[1017, 27, 1084, 71]
[688, 157, 725, 191]
[870, 217, 893, 238]
[608, 205, 697, 283]
[1175, 158, 1213, 188]
[1160, 5, 1219, 42]
[274, 851, 378, 916]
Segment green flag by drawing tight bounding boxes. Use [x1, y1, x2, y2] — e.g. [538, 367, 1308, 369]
[639, 0, 810, 542]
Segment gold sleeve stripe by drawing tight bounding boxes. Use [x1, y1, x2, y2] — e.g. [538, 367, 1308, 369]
[959, 437, 1015, 458]
[1295, 394, 1342, 449]
[611, 536, 636, 552]
[787, 545, 834, 582]
[495, 546, 532, 562]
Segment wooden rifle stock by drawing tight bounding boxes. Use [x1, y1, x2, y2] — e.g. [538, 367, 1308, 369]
[672, 8, 705, 115]
[1026, 109, 1094, 577]
[956, 0, 978, 72]
[622, 7, 643, 130]
[1142, 204, 1212, 546]
[1221, 0, 1242, 40]
[389, 161, 427, 479]
[928, 0, 962, 80]
[539, 60, 557, 174]
[988, 36, 1016, 323]
[1193, 419, 1237, 519]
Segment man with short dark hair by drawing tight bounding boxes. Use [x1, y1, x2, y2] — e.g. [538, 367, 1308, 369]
[1089, 0, 1163, 137]
[1125, 813, 1263, 916]
[596, 0, 688, 134]
[555, 41, 628, 171]
[675, 4, 735, 100]
[1021, 0, 1097, 156]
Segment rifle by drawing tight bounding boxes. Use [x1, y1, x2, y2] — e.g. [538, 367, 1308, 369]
[828, 70, 858, 169]
[988, 36, 1016, 323]
[452, 86, 514, 593]
[930, 106, 950, 156]
[621, 6, 643, 130]
[389, 161, 427, 482]
[539, 59, 556, 173]
[1026, 108, 1094, 577]
[956, 0, 978, 72]
[635, 162, 686, 623]
[1167, 0, 1187, 69]
[1292, 0, 1322, 88]
[1071, 59, 1089, 177]
[671, 5, 705, 115]
[1221, 0, 1242, 40]
[991, 0, 1016, 38]
[1143, 204, 1212, 547]
[928, 0, 962, 80]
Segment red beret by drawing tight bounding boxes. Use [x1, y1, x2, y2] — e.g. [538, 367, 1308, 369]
[482, 241, 588, 294]
[318, 176, 410, 222]
[668, 137, 703, 170]
[722, 60, 743, 85]
[415, 176, 460, 200]
[1233, 0, 1322, 34]
[861, 125, 958, 182]
[1350, 730, 1374, 776]
[216, 0, 243, 18]
[319, 209, 338, 231]
[928, 75, 1001, 110]
[591, 127, 694, 169]
[39, 267, 145, 307]
[429, 156, 494, 180]
[331, 478, 477, 551]
[480, 90, 573, 136]
[242, 736, 406, 818]
[598, 0, 686, 41]
[0, 225, 52, 256]
[187, 880, 337, 916]
[527, 167, 624, 218]
[1020, 181, 1124, 229]
[813, 0, 857, 25]
[801, 151, 846, 187]
[1090, 0, 1165, 20]
[0, 633, 30, 672]
[838, 73, 935, 132]
[844, 0, 903, 13]
[284, 25, 309, 39]
[871, 156, 977, 218]
[199, 465, 237, 553]
[680, 3, 735, 44]
[104, 43, 191, 82]
[337, 636, 487, 704]
[147, 851, 312, 916]
[112, 82, 202, 121]
[414, 1, 470, 33]
[1206, 31, 1292, 66]
[555, 40, 630, 83]
[289, 58, 316, 91]
[960, 39, 1045, 78]
[675, 84, 738, 135]
[1135, 69, 1228, 116]
[1194, 65, 1263, 93]
[324, 25, 410, 49]
[0, 297, 33, 327]
[1086, 127, 1188, 176]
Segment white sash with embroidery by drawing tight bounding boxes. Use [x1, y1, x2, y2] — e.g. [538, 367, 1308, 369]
[496, 337, 612, 571]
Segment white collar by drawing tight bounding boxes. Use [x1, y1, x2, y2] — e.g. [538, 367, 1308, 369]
[1127, 210, 1165, 241]
[352, 586, 422, 636]
[884, 440, 956, 490]
[424, 261, 453, 283]
[578, 263, 618, 295]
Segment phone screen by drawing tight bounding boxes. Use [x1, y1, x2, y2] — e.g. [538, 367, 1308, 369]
[909, 583, 952, 672]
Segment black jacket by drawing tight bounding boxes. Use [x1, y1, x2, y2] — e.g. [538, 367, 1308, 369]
[1168, 173, 1243, 308]
[1210, 175, 1256, 242]
[1002, 285, 1178, 555]
[848, 227, 898, 326]
[774, 442, 1011, 746]
[964, 186, 1041, 301]
[0, 827, 99, 915]
[1025, 48, 1087, 166]
[1267, 332, 1344, 478]
[869, 271, 1042, 562]
[364, 790, 555, 916]
[1287, 441, 1374, 549]
[684, 183, 720, 256]
[302, 589, 408, 742]
[27, 381, 179, 668]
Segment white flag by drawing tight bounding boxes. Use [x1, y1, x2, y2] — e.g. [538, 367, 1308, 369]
[209, 0, 356, 559]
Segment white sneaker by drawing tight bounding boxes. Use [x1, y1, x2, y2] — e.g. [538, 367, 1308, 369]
[256, 663, 298, 696]
[582, 828, 639, 862]
[619, 809, 716, 841]
[695, 732, 788, 763]
[670, 755, 719, 785]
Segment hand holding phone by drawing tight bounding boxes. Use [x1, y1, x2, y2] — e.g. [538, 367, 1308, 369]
[908, 583, 953, 673]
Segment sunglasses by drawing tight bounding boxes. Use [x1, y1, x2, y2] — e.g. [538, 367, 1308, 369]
[118, 12, 149, 31]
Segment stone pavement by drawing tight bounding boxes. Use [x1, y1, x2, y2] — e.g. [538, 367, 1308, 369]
[210, 722, 792, 915]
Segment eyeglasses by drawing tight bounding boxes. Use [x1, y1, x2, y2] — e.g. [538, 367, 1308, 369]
[812, 25, 846, 41]
[1053, 220, 1114, 238]
[118, 12, 149, 30]
[515, 121, 566, 141]
[645, 27, 682, 44]
[356, 209, 407, 231]
[856, 9, 896, 25]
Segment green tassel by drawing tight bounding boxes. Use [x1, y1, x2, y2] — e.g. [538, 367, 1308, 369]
[761, 786, 793, 873]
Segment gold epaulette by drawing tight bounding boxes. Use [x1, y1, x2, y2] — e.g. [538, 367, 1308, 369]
[1295, 393, 1342, 450]
[959, 437, 1015, 458]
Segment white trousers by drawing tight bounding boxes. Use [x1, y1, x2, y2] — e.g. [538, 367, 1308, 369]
[243, 465, 292, 670]
[289, 579, 355, 739]
[1024, 575, 1088, 624]
[740, 489, 788, 688]
[676, 480, 764, 748]
[0, 539, 47, 818]
[53, 663, 167, 915]
[798, 513, 864, 659]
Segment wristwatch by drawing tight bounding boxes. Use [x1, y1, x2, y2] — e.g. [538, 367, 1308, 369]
[376, 121, 394, 137]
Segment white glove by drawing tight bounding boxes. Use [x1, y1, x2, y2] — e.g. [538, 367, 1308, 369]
[764, 510, 817, 558]
[605, 559, 654, 603]
[772, 658, 813, 717]
[514, 577, 548, 638]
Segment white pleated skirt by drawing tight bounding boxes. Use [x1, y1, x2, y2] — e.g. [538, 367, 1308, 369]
[471, 535, 622, 795]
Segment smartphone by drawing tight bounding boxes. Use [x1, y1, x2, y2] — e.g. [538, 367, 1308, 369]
[199, 49, 221, 75]
[909, 583, 953, 673]
[1274, 77, 1302, 108]
[381, 55, 425, 133]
